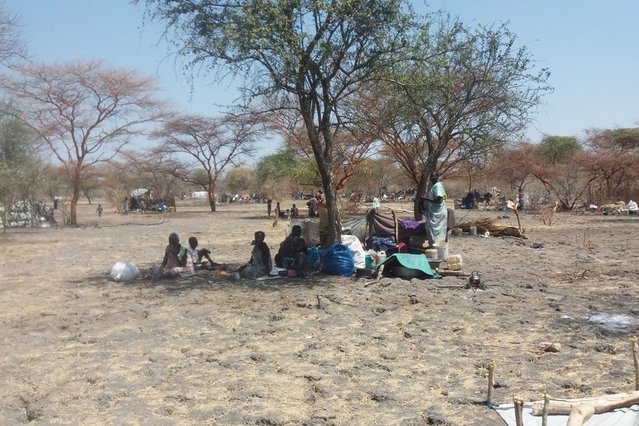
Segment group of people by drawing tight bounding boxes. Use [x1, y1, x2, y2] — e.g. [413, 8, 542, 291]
[152, 233, 224, 279]
[151, 175, 446, 280]
[266, 191, 324, 219]
[267, 200, 300, 219]
[237, 225, 308, 278]
[154, 225, 308, 280]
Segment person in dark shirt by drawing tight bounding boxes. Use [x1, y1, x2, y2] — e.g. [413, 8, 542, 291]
[274, 225, 307, 268]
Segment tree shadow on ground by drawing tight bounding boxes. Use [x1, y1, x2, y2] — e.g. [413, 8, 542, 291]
[80, 269, 340, 295]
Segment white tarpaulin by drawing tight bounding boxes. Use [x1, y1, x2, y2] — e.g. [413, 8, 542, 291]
[192, 191, 208, 199]
[130, 188, 148, 197]
[494, 402, 639, 426]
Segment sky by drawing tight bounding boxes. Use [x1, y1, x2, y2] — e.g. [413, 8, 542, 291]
[5, 0, 639, 156]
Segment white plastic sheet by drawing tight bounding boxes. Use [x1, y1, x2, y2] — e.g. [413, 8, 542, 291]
[494, 402, 639, 426]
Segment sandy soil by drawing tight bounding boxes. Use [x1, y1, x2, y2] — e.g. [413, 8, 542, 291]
[0, 200, 638, 425]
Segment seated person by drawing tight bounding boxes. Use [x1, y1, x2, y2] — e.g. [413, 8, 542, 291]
[274, 225, 307, 268]
[154, 232, 194, 278]
[290, 204, 299, 218]
[277, 204, 288, 218]
[237, 231, 272, 279]
[187, 236, 225, 270]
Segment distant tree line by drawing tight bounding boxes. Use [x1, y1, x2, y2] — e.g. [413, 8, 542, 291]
[1, 1, 637, 238]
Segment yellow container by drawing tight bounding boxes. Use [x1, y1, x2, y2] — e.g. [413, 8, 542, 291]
[168, 207, 175, 213]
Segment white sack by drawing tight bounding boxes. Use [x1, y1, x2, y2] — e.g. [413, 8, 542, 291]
[110, 261, 140, 282]
[341, 234, 366, 269]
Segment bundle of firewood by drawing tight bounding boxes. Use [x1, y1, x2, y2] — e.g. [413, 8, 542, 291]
[455, 218, 525, 238]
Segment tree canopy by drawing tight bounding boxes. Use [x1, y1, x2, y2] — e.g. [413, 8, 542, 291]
[537, 136, 582, 165]
[361, 16, 551, 216]
[2, 60, 164, 224]
[153, 113, 262, 211]
[138, 0, 418, 245]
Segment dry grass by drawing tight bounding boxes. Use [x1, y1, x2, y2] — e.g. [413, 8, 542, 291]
[0, 200, 638, 424]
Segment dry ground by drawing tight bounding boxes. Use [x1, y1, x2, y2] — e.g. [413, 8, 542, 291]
[0, 199, 638, 425]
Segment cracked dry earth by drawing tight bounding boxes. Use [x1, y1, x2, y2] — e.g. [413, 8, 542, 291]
[0, 202, 637, 425]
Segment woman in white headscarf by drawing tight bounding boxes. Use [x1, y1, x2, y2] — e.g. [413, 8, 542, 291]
[423, 172, 448, 245]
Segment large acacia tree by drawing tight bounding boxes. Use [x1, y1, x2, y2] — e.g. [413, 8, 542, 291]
[138, 0, 417, 245]
[154, 113, 261, 211]
[358, 17, 551, 217]
[3, 60, 165, 225]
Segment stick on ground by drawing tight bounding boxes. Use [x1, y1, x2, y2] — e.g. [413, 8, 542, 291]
[631, 336, 639, 391]
[487, 361, 495, 405]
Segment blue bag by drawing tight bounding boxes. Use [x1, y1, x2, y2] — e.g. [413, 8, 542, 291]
[320, 243, 355, 276]
[307, 246, 321, 270]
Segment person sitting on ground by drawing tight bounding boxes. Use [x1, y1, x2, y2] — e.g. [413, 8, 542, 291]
[237, 231, 272, 279]
[274, 225, 307, 268]
[290, 204, 299, 218]
[187, 236, 225, 270]
[156, 232, 194, 278]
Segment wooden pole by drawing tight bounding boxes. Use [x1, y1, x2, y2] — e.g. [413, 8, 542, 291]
[514, 208, 521, 232]
[486, 361, 495, 405]
[513, 397, 524, 426]
[631, 336, 639, 391]
[391, 210, 399, 246]
[541, 393, 549, 426]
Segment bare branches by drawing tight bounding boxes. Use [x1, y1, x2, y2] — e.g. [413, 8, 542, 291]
[152, 112, 262, 211]
[0, 5, 27, 68]
[2, 60, 165, 224]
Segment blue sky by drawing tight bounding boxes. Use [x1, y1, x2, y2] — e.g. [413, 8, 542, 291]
[6, 0, 639, 155]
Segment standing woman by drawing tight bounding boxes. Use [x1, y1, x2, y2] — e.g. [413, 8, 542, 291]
[424, 172, 448, 246]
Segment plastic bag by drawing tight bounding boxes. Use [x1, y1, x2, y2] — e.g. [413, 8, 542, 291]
[341, 234, 366, 269]
[320, 243, 355, 276]
[307, 246, 321, 270]
[110, 261, 140, 282]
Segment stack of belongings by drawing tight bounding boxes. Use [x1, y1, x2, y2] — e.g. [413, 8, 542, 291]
[365, 209, 427, 255]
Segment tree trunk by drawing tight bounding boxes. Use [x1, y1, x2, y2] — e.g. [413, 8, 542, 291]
[321, 183, 341, 247]
[82, 188, 93, 205]
[1, 201, 7, 233]
[208, 182, 216, 212]
[70, 182, 80, 226]
[414, 170, 430, 220]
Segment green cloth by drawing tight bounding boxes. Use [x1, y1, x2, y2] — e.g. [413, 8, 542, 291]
[379, 253, 438, 278]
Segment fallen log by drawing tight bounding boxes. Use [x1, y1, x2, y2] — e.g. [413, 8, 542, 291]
[456, 218, 526, 238]
[531, 390, 639, 416]
[566, 404, 595, 426]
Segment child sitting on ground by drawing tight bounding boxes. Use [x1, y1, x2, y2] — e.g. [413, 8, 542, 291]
[188, 236, 225, 270]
